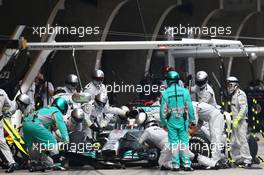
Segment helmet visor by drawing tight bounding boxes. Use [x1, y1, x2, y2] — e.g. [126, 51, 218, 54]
[196, 79, 207, 87]
[66, 82, 78, 87]
[95, 100, 106, 108]
[17, 100, 28, 111]
[93, 77, 104, 82]
[71, 116, 84, 123]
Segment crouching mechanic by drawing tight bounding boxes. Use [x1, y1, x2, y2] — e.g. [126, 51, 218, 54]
[52, 91, 82, 122]
[137, 115, 170, 170]
[81, 93, 128, 138]
[66, 108, 85, 133]
[160, 71, 195, 171]
[226, 76, 252, 167]
[192, 101, 225, 165]
[137, 113, 223, 170]
[22, 97, 69, 169]
[53, 74, 82, 122]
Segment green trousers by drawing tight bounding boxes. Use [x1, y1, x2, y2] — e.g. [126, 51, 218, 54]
[168, 120, 191, 168]
[22, 117, 58, 155]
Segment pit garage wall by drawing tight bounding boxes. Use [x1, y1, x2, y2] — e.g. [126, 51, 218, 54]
[0, 0, 264, 105]
[103, 0, 264, 104]
[0, 0, 59, 98]
[53, 0, 182, 105]
[192, 0, 264, 102]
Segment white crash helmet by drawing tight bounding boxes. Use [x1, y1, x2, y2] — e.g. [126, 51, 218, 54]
[196, 71, 208, 89]
[16, 93, 31, 111]
[136, 112, 147, 125]
[65, 74, 79, 91]
[92, 69, 104, 87]
[226, 76, 239, 94]
[71, 108, 85, 124]
[95, 93, 108, 107]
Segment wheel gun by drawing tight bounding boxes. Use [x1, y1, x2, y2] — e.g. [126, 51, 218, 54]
[166, 108, 172, 121]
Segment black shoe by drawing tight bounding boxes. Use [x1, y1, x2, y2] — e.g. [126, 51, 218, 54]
[160, 166, 170, 171]
[184, 167, 194, 171]
[52, 165, 66, 171]
[5, 163, 18, 173]
[213, 163, 219, 170]
[218, 159, 231, 169]
[253, 157, 260, 164]
[244, 163, 252, 168]
[171, 167, 180, 171]
[1, 162, 9, 169]
[214, 162, 222, 170]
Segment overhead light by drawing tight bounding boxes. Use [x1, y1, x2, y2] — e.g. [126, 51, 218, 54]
[249, 52, 258, 63]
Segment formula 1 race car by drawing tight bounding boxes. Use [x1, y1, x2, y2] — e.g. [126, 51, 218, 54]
[62, 115, 159, 169]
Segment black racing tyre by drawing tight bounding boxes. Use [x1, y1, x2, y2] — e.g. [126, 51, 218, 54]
[189, 133, 211, 162]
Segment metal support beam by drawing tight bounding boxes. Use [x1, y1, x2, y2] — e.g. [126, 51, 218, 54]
[172, 47, 264, 58]
[23, 38, 264, 59]
[261, 60, 264, 80]
[18, 34, 56, 95]
[41, 0, 65, 42]
[144, 1, 182, 76]
[0, 25, 25, 72]
[25, 39, 243, 50]
[220, 0, 224, 9]
[95, 0, 131, 70]
[227, 12, 258, 77]
[257, 0, 261, 12]
[187, 33, 195, 76]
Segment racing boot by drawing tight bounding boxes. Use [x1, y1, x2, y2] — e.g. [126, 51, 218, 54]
[160, 166, 170, 171]
[184, 167, 194, 171]
[171, 165, 180, 171]
[244, 163, 251, 168]
[242, 163, 252, 168]
[51, 154, 66, 171]
[6, 163, 18, 173]
[1, 162, 9, 169]
[252, 157, 260, 164]
[213, 161, 222, 170]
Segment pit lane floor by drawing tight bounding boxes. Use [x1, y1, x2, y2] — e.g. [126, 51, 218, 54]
[3, 165, 264, 175]
[3, 135, 264, 175]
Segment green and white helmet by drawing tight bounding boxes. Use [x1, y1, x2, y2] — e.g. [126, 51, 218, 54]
[166, 71, 180, 85]
[52, 97, 68, 115]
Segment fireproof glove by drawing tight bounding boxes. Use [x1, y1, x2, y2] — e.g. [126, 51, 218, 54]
[233, 114, 243, 129]
[90, 123, 100, 131]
